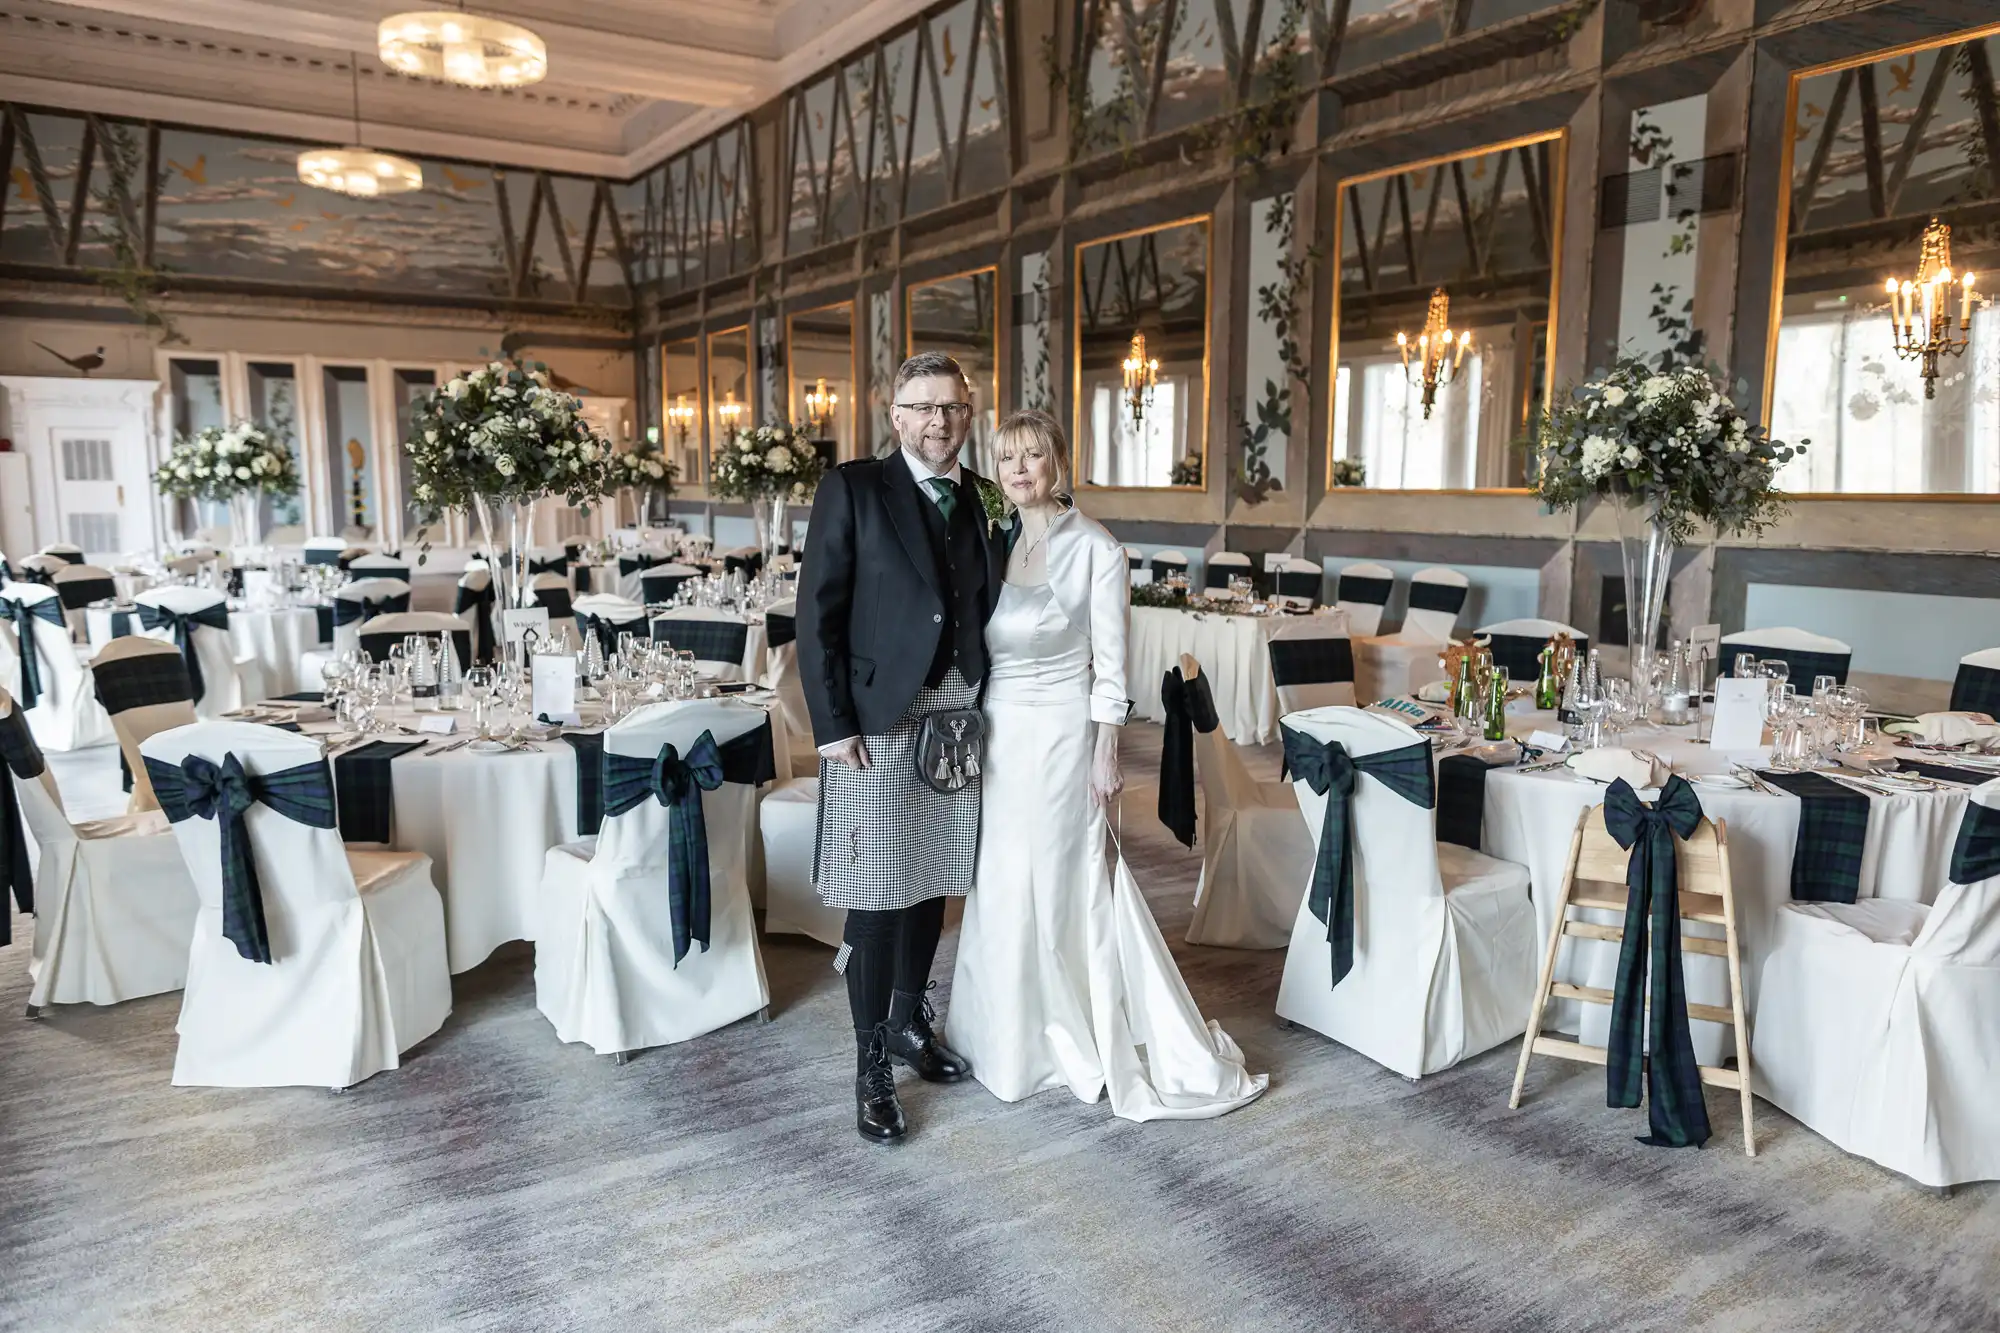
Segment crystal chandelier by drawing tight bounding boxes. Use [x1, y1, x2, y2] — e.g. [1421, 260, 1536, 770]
[804, 377, 839, 435]
[1122, 332, 1159, 427]
[1396, 287, 1471, 420]
[297, 60, 423, 197]
[379, 8, 548, 89]
[666, 393, 697, 446]
[1887, 218, 1978, 400]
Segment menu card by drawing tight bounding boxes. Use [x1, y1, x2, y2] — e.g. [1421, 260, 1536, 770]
[1709, 676, 1768, 752]
[532, 653, 578, 724]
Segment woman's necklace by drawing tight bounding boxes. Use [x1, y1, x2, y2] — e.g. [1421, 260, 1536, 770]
[1015, 511, 1055, 563]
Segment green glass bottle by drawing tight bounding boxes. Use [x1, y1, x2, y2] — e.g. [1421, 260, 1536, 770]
[1484, 665, 1510, 741]
[1534, 644, 1559, 711]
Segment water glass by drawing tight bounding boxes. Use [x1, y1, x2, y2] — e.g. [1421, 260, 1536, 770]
[1812, 674, 1838, 701]
[1735, 652, 1759, 679]
[465, 667, 496, 738]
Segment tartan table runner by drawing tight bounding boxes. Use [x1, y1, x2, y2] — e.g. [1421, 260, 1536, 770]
[1892, 758, 1996, 786]
[1436, 752, 1505, 851]
[333, 740, 428, 843]
[314, 605, 334, 644]
[1757, 769, 1870, 903]
[1951, 799, 2000, 884]
[274, 691, 325, 703]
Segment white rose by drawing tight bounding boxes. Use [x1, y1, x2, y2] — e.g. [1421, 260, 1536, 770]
[740, 440, 756, 455]
[1620, 445, 1642, 467]
[1579, 434, 1619, 481]
[415, 484, 433, 501]
[1602, 386, 1628, 407]
[646, 461, 664, 479]
[765, 445, 793, 472]
[235, 466, 251, 480]
[445, 379, 467, 399]
[424, 430, 438, 444]
[493, 455, 517, 477]
[1640, 375, 1672, 400]
[581, 443, 600, 462]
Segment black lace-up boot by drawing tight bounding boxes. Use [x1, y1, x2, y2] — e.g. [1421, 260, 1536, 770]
[882, 982, 973, 1083]
[854, 1026, 907, 1144]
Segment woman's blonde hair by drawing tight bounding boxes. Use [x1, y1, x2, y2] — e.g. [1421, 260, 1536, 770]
[992, 409, 1072, 503]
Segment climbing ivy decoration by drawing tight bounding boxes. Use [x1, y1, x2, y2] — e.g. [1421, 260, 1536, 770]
[1237, 190, 1320, 504]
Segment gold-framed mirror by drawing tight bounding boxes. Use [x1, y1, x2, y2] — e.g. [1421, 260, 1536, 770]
[706, 325, 751, 481]
[1764, 24, 2000, 497]
[1073, 217, 1211, 490]
[661, 335, 701, 483]
[1327, 131, 1565, 492]
[787, 300, 856, 463]
[905, 267, 999, 470]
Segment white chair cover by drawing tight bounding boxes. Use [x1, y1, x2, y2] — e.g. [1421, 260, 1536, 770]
[1124, 546, 1151, 588]
[357, 611, 473, 674]
[1335, 562, 1395, 638]
[1751, 777, 2000, 1186]
[1400, 566, 1470, 643]
[1274, 706, 1539, 1078]
[348, 552, 412, 582]
[760, 777, 842, 946]
[301, 536, 347, 566]
[652, 605, 763, 681]
[1182, 662, 1317, 951]
[1205, 550, 1254, 592]
[300, 577, 412, 688]
[1272, 557, 1323, 609]
[90, 635, 197, 813]
[1150, 550, 1190, 583]
[533, 699, 772, 1054]
[39, 542, 86, 563]
[758, 598, 817, 777]
[5, 690, 199, 1008]
[139, 721, 452, 1088]
[1720, 626, 1854, 683]
[0, 581, 113, 752]
[134, 585, 261, 720]
[51, 562, 119, 638]
[1474, 618, 1590, 684]
[1267, 614, 1356, 714]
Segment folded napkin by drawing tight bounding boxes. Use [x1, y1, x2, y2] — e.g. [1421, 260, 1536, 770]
[1570, 747, 1661, 789]
[1916, 712, 2000, 745]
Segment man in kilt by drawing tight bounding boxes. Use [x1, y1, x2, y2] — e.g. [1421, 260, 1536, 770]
[798, 351, 1007, 1144]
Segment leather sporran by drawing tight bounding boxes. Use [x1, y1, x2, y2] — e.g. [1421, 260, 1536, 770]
[914, 708, 985, 793]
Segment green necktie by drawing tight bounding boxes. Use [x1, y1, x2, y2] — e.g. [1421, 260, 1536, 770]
[924, 476, 958, 523]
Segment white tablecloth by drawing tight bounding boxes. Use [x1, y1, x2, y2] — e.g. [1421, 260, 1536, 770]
[1128, 606, 1345, 745]
[231, 608, 322, 697]
[292, 696, 782, 973]
[1474, 713, 1972, 1047]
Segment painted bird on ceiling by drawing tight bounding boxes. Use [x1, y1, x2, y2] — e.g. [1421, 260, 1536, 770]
[440, 165, 485, 192]
[168, 154, 207, 185]
[1888, 54, 1917, 94]
[10, 168, 36, 205]
[34, 343, 106, 376]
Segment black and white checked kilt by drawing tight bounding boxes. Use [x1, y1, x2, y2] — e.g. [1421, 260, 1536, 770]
[814, 669, 981, 912]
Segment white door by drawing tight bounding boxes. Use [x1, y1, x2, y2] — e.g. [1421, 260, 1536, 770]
[1, 377, 160, 561]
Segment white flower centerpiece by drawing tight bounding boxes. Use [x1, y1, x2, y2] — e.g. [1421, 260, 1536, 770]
[1532, 356, 1805, 692]
[153, 421, 301, 551]
[404, 359, 613, 608]
[707, 423, 825, 565]
[610, 438, 679, 528]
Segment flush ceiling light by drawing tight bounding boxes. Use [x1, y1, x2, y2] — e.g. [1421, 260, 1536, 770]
[379, 9, 548, 89]
[298, 59, 423, 197]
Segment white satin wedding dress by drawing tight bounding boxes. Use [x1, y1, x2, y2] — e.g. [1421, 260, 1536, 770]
[947, 579, 1267, 1121]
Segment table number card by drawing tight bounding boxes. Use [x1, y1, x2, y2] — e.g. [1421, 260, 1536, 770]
[417, 715, 457, 735]
[502, 607, 550, 645]
[1709, 676, 1768, 751]
[1689, 623, 1722, 686]
[532, 653, 578, 724]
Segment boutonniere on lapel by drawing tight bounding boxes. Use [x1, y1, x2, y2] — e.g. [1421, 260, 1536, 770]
[973, 477, 1009, 539]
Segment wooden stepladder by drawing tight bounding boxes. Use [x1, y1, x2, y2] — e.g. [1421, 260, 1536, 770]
[1508, 804, 1756, 1156]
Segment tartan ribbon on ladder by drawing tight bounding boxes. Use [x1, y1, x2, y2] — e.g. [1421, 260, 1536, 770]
[142, 752, 338, 965]
[1279, 726, 1435, 988]
[1601, 775, 1711, 1149]
[136, 601, 230, 704]
[0, 596, 65, 710]
[601, 731, 726, 967]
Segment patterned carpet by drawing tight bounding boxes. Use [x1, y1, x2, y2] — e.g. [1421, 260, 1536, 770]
[3, 726, 1995, 1332]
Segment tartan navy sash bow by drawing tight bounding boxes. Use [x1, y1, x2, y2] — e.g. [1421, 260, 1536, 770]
[0, 706, 47, 945]
[528, 554, 570, 574]
[1950, 798, 2000, 886]
[332, 593, 410, 628]
[601, 731, 726, 967]
[619, 553, 664, 577]
[1601, 775, 1711, 1149]
[0, 597, 65, 710]
[1157, 667, 1220, 847]
[137, 601, 230, 704]
[454, 580, 496, 665]
[1281, 726, 1435, 988]
[142, 752, 337, 965]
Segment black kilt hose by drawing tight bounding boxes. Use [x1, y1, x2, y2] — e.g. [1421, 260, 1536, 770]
[795, 453, 1006, 911]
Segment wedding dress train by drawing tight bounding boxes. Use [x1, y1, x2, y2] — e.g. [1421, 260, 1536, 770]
[948, 580, 1266, 1121]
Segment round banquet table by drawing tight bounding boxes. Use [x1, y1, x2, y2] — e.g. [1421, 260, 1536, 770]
[283, 693, 788, 973]
[1127, 604, 1347, 745]
[1465, 709, 1974, 1051]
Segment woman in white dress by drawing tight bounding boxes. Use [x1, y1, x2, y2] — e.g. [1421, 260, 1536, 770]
[947, 410, 1267, 1121]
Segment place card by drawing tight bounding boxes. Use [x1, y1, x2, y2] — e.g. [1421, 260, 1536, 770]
[1526, 729, 1569, 753]
[417, 715, 457, 735]
[1709, 676, 1768, 751]
[501, 607, 550, 645]
[532, 653, 578, 724]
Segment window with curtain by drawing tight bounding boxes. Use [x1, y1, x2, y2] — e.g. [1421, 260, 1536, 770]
[1332, 353, 1483, 490]
[1088, 377, 1184, 487]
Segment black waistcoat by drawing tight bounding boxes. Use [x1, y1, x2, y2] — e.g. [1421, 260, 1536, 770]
[914, 480, 990, 688]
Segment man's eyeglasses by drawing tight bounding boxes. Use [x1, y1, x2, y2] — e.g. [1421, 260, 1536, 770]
[894, 402, 974, 422]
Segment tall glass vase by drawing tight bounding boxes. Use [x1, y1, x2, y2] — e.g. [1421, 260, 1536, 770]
[754, 493, 788, 568]
[471, 492, 530, 611]
[1613, 498, 1675, 703]
[228, 488, 265, 553]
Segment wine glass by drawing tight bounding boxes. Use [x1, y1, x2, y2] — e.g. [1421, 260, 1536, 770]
[465, 667, 496, 738]
[1812, 674, 1838, 701]
[1734, 651, 1759, 679]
